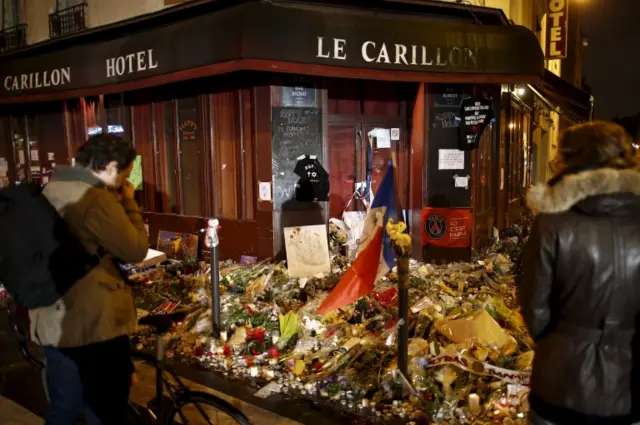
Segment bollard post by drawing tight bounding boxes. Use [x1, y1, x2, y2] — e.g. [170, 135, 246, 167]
[206, 218, 221, 339]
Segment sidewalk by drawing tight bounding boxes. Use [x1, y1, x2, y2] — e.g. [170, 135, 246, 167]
[0, 312, 301, 425]
[0, 396, 42, 425]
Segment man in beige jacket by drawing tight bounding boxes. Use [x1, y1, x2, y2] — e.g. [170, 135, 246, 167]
[30, 134, 148, 425]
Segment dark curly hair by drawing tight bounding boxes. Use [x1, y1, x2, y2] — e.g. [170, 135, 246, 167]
[557, 121, 638, 171]
[75, 134, 137, 172]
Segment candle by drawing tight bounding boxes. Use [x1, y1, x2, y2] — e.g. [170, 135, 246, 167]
[468, 393, 481, 416]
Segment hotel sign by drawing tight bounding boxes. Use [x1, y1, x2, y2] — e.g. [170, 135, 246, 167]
[0, 3, 544, 99]
[545, 0, 569, 59]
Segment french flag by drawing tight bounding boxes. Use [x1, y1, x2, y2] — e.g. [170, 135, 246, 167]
[317, 163, 397, 315]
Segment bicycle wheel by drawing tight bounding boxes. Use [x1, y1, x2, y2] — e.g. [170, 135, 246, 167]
[168, 391, 251, 425]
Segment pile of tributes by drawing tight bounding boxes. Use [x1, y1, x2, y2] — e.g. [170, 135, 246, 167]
[131, 218, 534, 425]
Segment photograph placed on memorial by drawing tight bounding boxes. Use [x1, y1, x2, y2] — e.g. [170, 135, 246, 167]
[157, 230, 199, 261]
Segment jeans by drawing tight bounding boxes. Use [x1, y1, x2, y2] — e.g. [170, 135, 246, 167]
[44, 346, 101, 425]
[43, 336, 133, 425]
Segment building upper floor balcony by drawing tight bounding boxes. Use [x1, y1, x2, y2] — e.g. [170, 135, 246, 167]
[0, 23, 27, 53]
[49, 2, 87, 38]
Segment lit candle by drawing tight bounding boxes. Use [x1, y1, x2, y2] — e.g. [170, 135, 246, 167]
[468, 393, 481, 416]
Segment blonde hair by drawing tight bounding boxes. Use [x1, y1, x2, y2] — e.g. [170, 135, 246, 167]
[557, 121, 638, 170]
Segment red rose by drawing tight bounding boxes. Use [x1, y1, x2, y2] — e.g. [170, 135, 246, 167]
[268, 346, 279, 359]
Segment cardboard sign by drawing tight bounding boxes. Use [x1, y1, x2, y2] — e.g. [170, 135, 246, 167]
[284, 225, 331, 277]
[421, 208, 472, 247]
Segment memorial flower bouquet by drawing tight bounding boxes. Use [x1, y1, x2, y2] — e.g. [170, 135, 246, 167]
[386, 218, 412, 258]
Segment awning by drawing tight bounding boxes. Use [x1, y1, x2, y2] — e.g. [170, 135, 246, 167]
[0, 2, 544, 102]
[531, 70, 593, 123]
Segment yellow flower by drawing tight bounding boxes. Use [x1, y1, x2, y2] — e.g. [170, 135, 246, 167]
[397, 233, 412, 248]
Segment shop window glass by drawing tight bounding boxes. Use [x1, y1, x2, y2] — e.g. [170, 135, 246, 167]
[162, 101, 178, 213]
[36, 102, 68, 175]
[104, 94, 131, 140]
[27, 114, 41, 183]
[177, 96, 202, 216]
[477, 123, 494, 214]
[214, 91, 239, 219]
[85, 96, 102, 138]
[508, 109, 524, 202]
[11, 116, 27, 182]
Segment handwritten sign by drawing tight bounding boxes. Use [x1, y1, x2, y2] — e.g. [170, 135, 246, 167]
[438, 149, 464, 170]
[271, 107, 322, 208]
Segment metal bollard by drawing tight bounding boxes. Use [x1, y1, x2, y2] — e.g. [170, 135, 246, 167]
[205, 218, 221, 338]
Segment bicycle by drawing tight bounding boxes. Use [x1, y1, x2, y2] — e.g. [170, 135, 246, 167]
[6, 300, 251, 425]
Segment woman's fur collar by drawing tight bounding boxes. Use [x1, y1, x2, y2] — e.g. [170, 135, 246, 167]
[526, 168, 640, 214]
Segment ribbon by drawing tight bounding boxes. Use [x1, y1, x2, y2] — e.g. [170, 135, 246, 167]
[425, 353, 530, 385]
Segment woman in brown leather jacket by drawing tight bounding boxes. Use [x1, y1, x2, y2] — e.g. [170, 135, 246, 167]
[521, 121, 640, 425]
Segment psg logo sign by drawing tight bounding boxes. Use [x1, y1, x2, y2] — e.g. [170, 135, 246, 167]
[425, 214, 447, 240]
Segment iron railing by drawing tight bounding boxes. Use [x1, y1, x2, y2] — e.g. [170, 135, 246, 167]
[49, 3, 87, 38]
[0, 23, 27, 53]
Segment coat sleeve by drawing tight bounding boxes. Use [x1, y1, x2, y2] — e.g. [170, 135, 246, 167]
[84, 190, 149, 264]
[519, 215, 556, 341]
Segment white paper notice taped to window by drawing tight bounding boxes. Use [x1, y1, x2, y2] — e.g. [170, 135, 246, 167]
[453, 174, 471, 190]
[438, 149, 465, 170]
[375, 128, 391, 149]
[259, 181, 272, 202]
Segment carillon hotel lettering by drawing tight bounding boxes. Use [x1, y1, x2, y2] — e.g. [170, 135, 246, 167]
[106, 49, 158, 78]
[316, 37, 479, 68]
[4, 67, 71, 91]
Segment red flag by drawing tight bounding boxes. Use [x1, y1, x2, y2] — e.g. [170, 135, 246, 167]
[317, 226, 384, 315]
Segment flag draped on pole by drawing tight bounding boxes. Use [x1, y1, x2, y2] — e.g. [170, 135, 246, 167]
[317, 163, 397, 315]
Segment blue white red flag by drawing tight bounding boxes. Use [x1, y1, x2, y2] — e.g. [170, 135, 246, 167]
[317, 163, 397, 315]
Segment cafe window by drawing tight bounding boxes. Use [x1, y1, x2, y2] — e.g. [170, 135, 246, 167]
[158, 100, 179, 214]
[477, 123, 495, 214]
[10, 115, 27, 182]
[104, 94, 132, 140]
[177, 96, 203, 216]
[508, 107, 526, 201]
[84, 96, 102, 138]
[213, 91, 240, 220]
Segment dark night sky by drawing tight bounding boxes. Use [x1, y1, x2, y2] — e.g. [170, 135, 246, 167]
[579, 0, 640, 119]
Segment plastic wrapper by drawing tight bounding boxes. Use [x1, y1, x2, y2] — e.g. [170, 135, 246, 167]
[436, 310, 518, 355]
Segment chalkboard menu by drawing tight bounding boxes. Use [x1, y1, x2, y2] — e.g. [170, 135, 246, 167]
[427, 106, 472, 208]
[271, 107, 323, 209]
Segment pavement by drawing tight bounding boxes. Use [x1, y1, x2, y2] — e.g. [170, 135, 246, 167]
[0, 311, 302, 425]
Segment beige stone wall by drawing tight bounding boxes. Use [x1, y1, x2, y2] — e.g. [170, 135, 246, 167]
[22, 0, 180, 45]
[23, 0, 51, 44]
[86, 0, 166, 29]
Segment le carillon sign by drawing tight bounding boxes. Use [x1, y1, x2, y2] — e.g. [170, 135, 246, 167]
[0, 3, 543, 98]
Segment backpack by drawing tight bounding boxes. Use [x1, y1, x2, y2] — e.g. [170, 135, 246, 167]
[0, 182, 100, 309]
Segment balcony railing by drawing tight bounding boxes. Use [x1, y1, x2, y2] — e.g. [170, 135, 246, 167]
[49, 3, 87, 38]
[0, 24, 27, 53]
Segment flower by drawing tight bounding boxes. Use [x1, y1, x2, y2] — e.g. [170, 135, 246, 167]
[386, 218, 412, 256]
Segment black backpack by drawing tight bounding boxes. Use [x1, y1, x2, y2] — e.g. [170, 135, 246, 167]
[0, 182, 100, 309]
